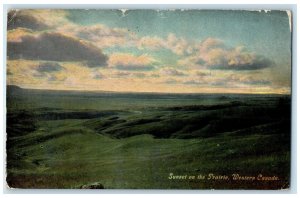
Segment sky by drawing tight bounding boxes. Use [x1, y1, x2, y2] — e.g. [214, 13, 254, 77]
[6, 9, 291, 94]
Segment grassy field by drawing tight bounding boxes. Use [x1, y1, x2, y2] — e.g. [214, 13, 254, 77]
[6, 86, 291, 189]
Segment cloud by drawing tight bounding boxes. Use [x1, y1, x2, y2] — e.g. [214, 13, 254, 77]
[47, 76, 59, 81]
[113, 71, 130, 78]
[7, 10, 49, 30]
[109, 53, 156, 71]
[137, 35, 271, 72]
[36, 62, 64, 73]
[6, 10, 129, 52]
[32, 62, 66, 82]
[199, 37, 225, 52]
[13, 10, 70, 29]
[163, 78, 179, 84]
[110, 71, 147, 79]
[210, 81, 227, 86]
[191, 74, 272, 87]
[7, 28, 35, 42]
[90, 71, 105, 80]
[133, 73, 146, 78]
[165, 33, 195, 55]
[137, 36, 164, 50]
[7, 10, 207, 58]
[160, 68, 185, 76]
[179, 38, 273, 70]
[61, 24, 136, 48]
[137, 33, 195, 55]
[151, 73, 160, 78]
[195, 71, 210, 77]
[183, 80, 206, 85]
[161, 72, 272, 88]
[206, 48, 274, 70]
[226, 75, 271, 85]
[76, 24, 128, 39]
[115, 65, 154, 71]
[71, 29, 194, 55]
[242, 79, 271, 85]
[7, 32, 108, 67]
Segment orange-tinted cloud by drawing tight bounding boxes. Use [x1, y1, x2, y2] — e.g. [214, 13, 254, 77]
[179, 38, 274, 70]
[108, 53, 156, 71]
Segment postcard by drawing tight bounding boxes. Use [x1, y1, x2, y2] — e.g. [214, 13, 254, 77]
[6, 9, 291, 189]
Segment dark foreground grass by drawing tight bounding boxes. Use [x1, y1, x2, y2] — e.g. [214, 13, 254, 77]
[6, 86, 291, 189]
[7, 130, 290, 189]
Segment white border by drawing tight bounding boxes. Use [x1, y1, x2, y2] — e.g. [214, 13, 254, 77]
[1, 1, 299, 197]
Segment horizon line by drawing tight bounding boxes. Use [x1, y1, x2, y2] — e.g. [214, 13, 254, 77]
[7, 84, 291, 96]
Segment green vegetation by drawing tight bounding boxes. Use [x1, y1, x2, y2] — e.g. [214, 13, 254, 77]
[6, 86, 291, 189]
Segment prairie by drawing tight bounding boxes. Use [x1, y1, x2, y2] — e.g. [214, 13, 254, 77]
[6, 86, 291, 189]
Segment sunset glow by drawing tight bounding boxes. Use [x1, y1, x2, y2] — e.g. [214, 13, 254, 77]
[7, 10, 291, 94]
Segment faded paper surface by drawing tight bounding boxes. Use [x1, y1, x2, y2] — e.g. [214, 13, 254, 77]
[6, 9, 291, 189]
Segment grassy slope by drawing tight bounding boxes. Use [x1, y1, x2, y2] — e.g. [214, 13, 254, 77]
[6, 87, 291, 189]
[7, 122, 290, 189]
